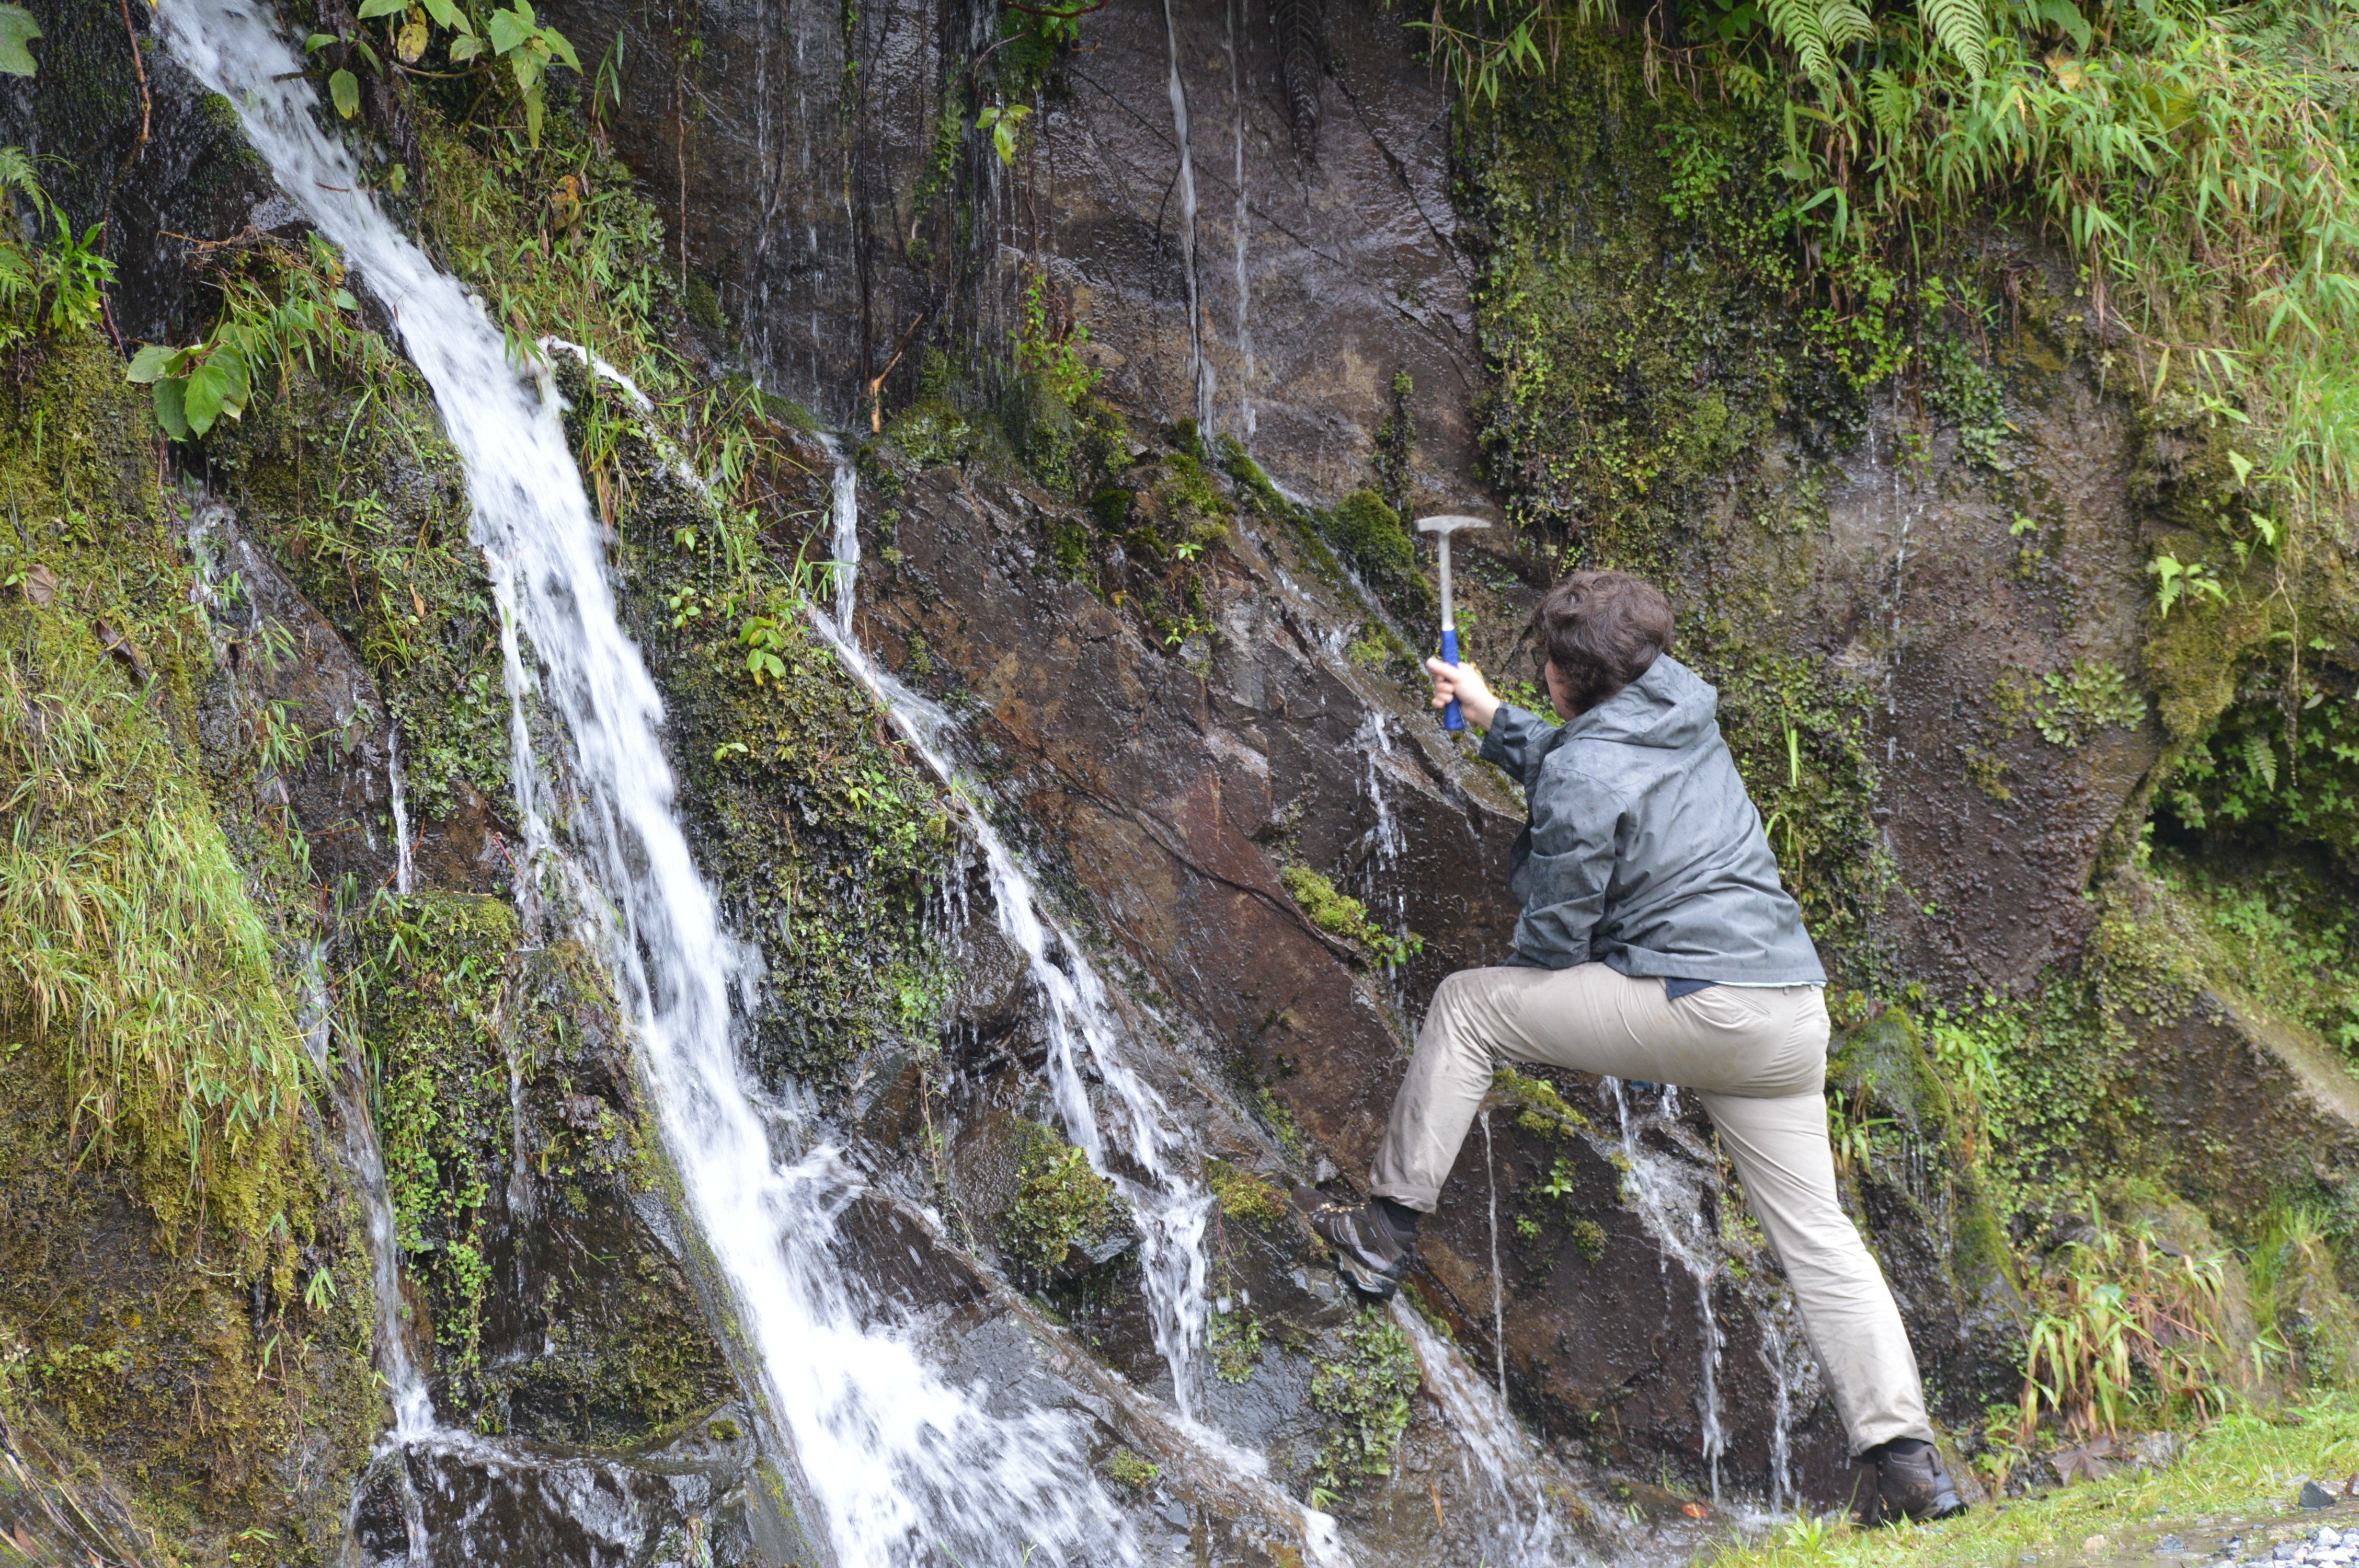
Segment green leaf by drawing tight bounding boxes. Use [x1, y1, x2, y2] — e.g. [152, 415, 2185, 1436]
[329, 67, 361, 118]
[303, 31, 338, 52]
[1918, 0, 1988, 80]
[0, 4, 40, 76]
[448, 31, 483, 60]
[183, 362, 227, 435]
[418, 0, 469, 30]
[539, 21, 578, 68]
[152, 378, 190, 441]
[356, 0, 406, 18]
[331, 287, 359, 310]
[125, 344, 178, 384]
[486, 5, 530, 53]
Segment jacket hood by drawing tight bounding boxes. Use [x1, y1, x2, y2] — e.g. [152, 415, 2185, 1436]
[1564, 655, 1716, 751]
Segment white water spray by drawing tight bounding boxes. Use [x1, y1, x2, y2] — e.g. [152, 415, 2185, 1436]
[1392, 1302, 1575, 1567]
[812, 454, 1213, 1419]
[1604, 1077, 1728, 1501]
[387, 726, 415, 896]
[160, 6, 1141, 1560]
[1161, 0, 1215, 436]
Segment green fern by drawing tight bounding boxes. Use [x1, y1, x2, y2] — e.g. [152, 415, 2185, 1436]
[2241, 729, 2280, 791]
[1867, 66, 1918, 136]
[1919, 0, 1990, 78]
[1820, 0, 1874, 48]
[1765, 0, 1836, 84]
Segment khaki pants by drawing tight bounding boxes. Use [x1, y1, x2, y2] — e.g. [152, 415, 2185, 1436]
[1370, 962, 1933, 1456]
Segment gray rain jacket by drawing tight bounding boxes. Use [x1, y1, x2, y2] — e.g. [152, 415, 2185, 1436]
[1476, 655, 1826, 984]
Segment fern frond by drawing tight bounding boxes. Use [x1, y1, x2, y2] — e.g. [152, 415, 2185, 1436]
[1919, 0, 1989, 78]
[1819, 0, 1873, 49]
[1867, 66, 1918, 136]
[1765, 0, 1835, 85]
[2241, 728, 2280, 791]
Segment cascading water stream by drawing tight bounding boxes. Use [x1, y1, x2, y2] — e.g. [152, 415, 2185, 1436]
[387, 727, 416, 896]
[815, 451, 1213, 1421]
[1603, 1078, 1728, 1502]
[1391, 1301, 1576, 1567]
[1161, 0, 1215, 435]
[161, 6, 1141, 1560]
[296, 948, 434, 1562]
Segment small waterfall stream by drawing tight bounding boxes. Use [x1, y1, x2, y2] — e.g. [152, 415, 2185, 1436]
[1161, 0, 1215, 435]
[386, 727, 415, 896]
[815, 451, 1214, 1420]
[1602, 1078, 1730, 1501]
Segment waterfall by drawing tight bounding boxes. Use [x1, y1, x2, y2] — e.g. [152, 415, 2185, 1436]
[1161, 0, 1215, 436]
[159, 4, 1139, 1561]
[1391, 1302, 1576, 1567]
[1603, 1078, 1728, 1501]
[296, 948, 434, 1562]
[387, 727, 415, 896]
[812, 454, 1215, 1421]
[1228, 0, 1254, 444]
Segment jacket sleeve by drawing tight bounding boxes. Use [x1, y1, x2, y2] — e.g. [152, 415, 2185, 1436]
[1478, 705, 1554, 792]
[1507, 757, 1623, 969]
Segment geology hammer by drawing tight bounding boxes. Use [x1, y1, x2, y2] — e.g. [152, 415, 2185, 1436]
[1414, 514, 1490, 731]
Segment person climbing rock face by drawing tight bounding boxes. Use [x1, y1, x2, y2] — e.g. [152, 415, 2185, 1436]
[1295, 569, 1966, 1526]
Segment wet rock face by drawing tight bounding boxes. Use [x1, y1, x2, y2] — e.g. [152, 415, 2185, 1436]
[0, 1, 277, 344]
[848, 451, 1897, 1502]
[542, 0, 1486, 508]
[348, 1413, 771, 1568]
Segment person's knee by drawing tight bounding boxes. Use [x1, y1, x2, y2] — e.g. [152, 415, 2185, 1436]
[1420, 970, 1503, 1058]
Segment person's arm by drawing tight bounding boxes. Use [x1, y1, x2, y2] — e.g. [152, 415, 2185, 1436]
[1506, 756, 1621, 969]
[1476, 705, 1554, 791]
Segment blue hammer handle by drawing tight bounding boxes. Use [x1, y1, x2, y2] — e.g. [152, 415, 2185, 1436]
[1441, 627, 1463, 732]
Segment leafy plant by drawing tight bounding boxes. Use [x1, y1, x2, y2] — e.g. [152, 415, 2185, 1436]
[2019, 1214, 2241, 1441]
[1310, 1308, 1423, 1489]
[0, 149, 116, 348]
[125, 234, 377, 439]
[310, 0, 579, 145]
[0, 4, 40, 76]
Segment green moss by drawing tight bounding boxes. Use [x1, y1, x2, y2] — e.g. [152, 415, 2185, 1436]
[1100, 1445, 1160, 1491]
[997, 1123, 1120, 1276]
[1568, 1217, 1606, 1263]
[1491, 1065, 1594, 1139]
[1205, 1158, 1288, 1228]
[885, 397, 976, 469]
[1210, 1304, 1264, 1383]
[1280, 864, 1422, 967]
[1310, 1307, 1421, 1490]
[1992, 660, 2148, 750]
[1326, 489, 1415, 584]
[0, 324, 374, 1562]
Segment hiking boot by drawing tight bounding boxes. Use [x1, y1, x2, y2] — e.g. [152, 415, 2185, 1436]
[1867, 1437, 1966, 1524]
[1293, 1189, 1417, 1300]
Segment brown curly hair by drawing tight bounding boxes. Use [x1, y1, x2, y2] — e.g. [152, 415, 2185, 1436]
[1529, 570, 1674, 715]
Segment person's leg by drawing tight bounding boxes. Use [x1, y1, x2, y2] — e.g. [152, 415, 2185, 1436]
[1696, 1087, 1933, 1455]
[1369, 964, 1820, 1210]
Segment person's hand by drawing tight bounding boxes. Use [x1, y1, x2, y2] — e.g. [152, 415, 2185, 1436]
[1426, 656, 1502, 732]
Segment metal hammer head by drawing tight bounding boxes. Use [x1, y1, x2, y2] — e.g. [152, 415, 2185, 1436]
[1414, 514, 1492, 539]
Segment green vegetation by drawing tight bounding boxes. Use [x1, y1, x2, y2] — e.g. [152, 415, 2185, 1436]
[1310, 1308, 1423, 1490]
[1100, 1445, 1160, 1492]
[1211, 1304, 1265, 1383]
[1280, 864, 1423, 969]
[997, 1123, 1121, 1276]
[1708, 1396, 2359, 1568]
[1431, 0, 2359, 543]
[1995, 660, 2149, 750]
[1206, 1158, 1289, 1228]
